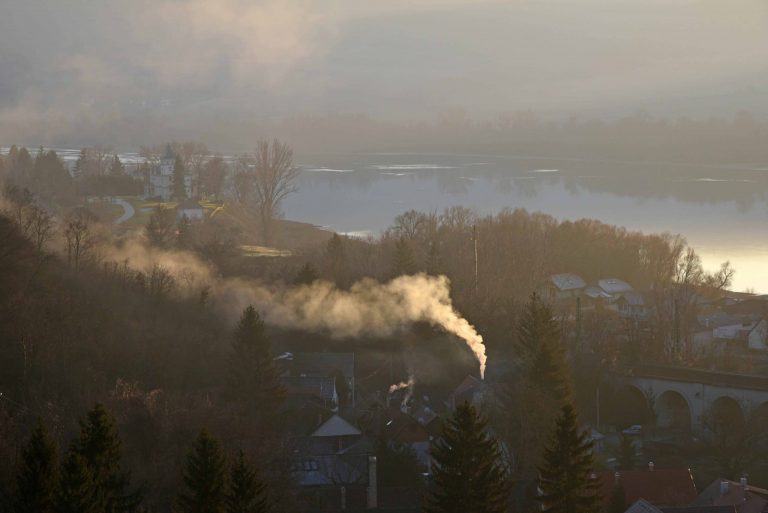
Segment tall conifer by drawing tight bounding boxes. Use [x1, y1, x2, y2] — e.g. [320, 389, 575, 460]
[13, 420, 59, 513]
[538, 403, 601, 513]
[225, 450, 268, 513]
[178, 430, 228, 513]
[426, 402, 509, 513]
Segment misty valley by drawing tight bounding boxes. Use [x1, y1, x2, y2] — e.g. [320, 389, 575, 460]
[2, 2, 768, 513]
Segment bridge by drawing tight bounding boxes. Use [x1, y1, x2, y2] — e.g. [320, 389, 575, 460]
[615, 365, 768, 432]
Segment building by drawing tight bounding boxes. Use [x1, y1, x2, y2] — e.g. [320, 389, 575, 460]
[144, 145, 196, 200]
[280, 352, 356, 408]
[542, 273, 587, 301]
[176, 198, 204, 220]
[290, 414, 378, 511]
[691, 477, 768, 513]
[596, 466, 698, 508]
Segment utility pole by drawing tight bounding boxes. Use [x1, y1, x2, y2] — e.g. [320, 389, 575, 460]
[472, 224, 478, 296]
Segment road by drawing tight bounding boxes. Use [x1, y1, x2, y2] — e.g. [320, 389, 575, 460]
[112, 197, 135, 224]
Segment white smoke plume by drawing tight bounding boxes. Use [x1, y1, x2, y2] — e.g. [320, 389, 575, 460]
[98, 236, 487, 379]
[389, 375, 416, 411]
[213, 273, 487, 379]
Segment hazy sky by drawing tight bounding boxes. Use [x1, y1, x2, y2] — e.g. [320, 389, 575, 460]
[1, 0, 766, 143]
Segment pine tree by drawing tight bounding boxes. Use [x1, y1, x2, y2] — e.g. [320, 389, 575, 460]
[177, 214, 194, 249]
[228, 307, 285, 415]
[538, 403, 601, 513]
[293, 262, 318, 286]
[518, 293, 569, 397]
[178, 430, 228, 513]
[13, 420, 59, 513]
[109, 155, 125, 176]
[426, 402, 509, 513]
[323, 233, 346, 285]
[173, 155, 187, 199]
[226, 450, 268, 513]
[74, 403, 142, 513]
[55, 450, 96, 513]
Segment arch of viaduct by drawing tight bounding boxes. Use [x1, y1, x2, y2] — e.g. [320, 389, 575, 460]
[616, 365, 768, 432]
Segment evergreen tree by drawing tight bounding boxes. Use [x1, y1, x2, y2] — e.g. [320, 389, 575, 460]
[73, 149, 90, 179]
[426, 402, 509, 513]
[518, 293, 569, 397]
[177, 214, 194, 249]
[178, 430, 228, 513]
[226, 450, 268, 513]
[538, 403, 601, 513]
[13, 420, 59, 513]
[55, 450, 96, 513]
[228, 306, 285, 415]
[74, 403, 141, 513]
[323, 233, 346, 285]
[293, 262, 318, 286]
[173, 155, 187, 199]
[109, 155, 125, 176]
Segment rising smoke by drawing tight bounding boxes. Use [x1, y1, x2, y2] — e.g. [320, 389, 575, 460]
[103, 236, 487, 379]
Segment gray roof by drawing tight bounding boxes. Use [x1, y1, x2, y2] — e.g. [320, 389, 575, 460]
[288, 352, 354, 379]
[598, 278, 634, 295]
[584, 286, 613, 299]
[550, 273, 586, 291]
[312, 414, 361, 437]
[620, 290, 646, 306]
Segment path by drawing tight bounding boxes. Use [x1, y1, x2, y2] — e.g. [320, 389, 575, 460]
[112, 197, 135, 224]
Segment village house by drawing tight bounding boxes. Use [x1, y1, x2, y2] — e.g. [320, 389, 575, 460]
[596, 465, 698, 509]
[541, 273, 587, 302]
[176, 198, 204, 220]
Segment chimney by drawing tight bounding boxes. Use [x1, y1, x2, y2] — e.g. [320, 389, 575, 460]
[340, 486, 347, 510]
[741, 476, 748, 500]
[720, 481, 730, 496]
[367, 456, 378, 509]
[648, 461, 655, 472]
[614, 472, 621, 485]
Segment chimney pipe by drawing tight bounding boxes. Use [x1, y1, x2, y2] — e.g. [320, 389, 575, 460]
[367, 456, 378, 509]
[614, 472, 621, 485]
[648, 461, 655, 472]
[720, 481, 730, 497]
[341, 486, 347, 510]
[741, 476, 748, 500]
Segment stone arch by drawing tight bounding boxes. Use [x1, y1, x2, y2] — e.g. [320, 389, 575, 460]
[709, 396, 745, 429]
[610, 384, 653, 427]
[656, 390, 691, 431]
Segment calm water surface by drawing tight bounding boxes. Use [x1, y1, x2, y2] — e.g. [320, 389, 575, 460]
[284, 153, 768, 293]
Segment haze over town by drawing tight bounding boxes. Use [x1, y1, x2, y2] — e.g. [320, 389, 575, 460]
[1, 2, 768, 513]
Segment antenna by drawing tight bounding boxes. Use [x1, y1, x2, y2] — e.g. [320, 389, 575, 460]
[473, 224, 478, 295]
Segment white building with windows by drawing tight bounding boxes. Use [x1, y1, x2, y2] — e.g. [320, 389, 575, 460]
[145, 146, 176, 200]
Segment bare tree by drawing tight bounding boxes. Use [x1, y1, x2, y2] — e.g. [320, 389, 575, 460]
[27, 205, 55, 254]
[235, 139, 300, 245]
[64, 208, 98, 271]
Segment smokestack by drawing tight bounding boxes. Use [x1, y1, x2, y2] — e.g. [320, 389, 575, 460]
[367, 456, 377, 509]
[648, 461, 654, 472]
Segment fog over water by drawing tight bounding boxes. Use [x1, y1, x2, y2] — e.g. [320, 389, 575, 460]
[284, 152, 768, 293]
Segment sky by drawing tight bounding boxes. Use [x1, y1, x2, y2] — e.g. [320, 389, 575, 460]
[1, 0, 767, 146]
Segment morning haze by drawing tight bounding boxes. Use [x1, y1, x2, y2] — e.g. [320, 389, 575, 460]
[1, 2, 768, 513]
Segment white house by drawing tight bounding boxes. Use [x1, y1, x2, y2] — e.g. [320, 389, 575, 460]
[542, 273, 586, 301]
[145, 146, 175, 200]
[176, 198, 204, 220]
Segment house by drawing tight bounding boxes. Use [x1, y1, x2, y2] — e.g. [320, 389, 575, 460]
[596, 465, 698, 508]
[624, 498, 736, 513]
[598, 278, 635, 301]
[145, 145, 175, 200]
[144, 145, 196, 200]
[176, 198, 204, 220]
[747, 319, 768, 350]
[291, 414, 378, 511]
[447, 374, 486, 410]
[281, 352, 356, 407]
[691, 478, 768, 513]
[617, 291, 649, 319]
[381, 407, 432, 470]
[542, 273, 586, 301]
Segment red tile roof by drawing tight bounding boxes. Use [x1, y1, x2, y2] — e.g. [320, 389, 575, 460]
[597, 469, 698, 507]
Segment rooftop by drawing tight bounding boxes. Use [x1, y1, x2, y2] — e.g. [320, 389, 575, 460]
[598, 278, 634, 295]
[596, 468, 698, 507]
[286, 352, 355, 380]
[550, 273, 587, 291]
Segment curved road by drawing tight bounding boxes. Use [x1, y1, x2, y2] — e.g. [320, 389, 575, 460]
[112, 197, 135, 224]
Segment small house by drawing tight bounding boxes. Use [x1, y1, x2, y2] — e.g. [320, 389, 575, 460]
[176, 198, 204, 220]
